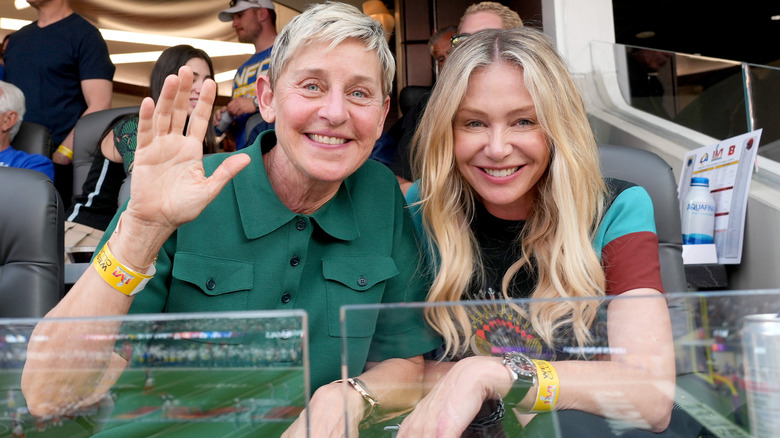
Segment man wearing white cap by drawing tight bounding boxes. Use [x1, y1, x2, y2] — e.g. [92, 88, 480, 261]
[216, 0, 277, 150]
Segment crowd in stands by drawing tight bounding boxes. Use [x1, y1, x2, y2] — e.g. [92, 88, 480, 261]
[1, 1, 681, 437]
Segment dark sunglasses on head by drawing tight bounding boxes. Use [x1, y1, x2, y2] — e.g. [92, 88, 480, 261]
[450, 33, 471, 48]
[230, 0, 259, 7]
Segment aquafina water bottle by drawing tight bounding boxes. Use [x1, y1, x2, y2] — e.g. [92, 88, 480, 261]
[681, 177, 715, 244]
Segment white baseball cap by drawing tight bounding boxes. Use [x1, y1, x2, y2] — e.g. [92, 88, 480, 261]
[218, 0, 275, 22]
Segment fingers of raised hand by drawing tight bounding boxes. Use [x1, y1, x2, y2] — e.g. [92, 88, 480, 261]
[136, 96, 156, 153]
[152, 73, 183, 137]
[186, 78, 217, 143]
[170, 66, 195, 135]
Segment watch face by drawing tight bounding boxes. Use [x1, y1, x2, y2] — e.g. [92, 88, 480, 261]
[506, 353, 536, 379]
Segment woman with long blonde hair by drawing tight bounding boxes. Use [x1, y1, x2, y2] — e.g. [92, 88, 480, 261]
[398, 27, 675, 437]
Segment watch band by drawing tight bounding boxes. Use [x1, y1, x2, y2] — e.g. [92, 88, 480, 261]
[502, 352, 537, 407]
[336, 377, 380, 419]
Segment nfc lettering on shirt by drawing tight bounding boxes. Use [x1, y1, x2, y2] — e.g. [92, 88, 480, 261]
[232, 84, 257, 100]
[233, 58, 271, 96]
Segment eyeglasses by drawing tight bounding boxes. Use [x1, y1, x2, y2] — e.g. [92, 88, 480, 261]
[450, 33, 471, 48]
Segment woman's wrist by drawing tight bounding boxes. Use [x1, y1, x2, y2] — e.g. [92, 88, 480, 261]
[109, 213, 172, 271]
[334, 377, 379, 422]
[333, 379, 375, 422]
[502, 357, 559, 413]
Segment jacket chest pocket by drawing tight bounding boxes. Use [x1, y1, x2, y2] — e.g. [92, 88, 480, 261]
[169, 252, 254, 312]
[323, 256, 399, 337]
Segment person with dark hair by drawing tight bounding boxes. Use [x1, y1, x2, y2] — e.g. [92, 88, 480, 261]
[64, 45, 217, 254]
[105, 44, 217, 171]
[215, 0, 278, 151]
[430, 26, 458, 75]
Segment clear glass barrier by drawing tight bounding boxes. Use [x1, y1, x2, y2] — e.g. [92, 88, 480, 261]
[744, 63, 780, 163]
[596, 42, 780, 163]
[0, 310, 309, 437]
[342, 290, 780, 437]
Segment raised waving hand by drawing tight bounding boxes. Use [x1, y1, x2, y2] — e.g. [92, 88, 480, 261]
[125, 66, 250, 232]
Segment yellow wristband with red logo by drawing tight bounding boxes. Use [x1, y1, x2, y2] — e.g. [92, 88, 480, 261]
[531, 360, 559, 412]
[56, 144, 74, 160]
[92, 243, 155, 296]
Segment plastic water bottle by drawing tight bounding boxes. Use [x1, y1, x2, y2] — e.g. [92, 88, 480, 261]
[681, 177, 715, 244]
[215, 111, 233, 135]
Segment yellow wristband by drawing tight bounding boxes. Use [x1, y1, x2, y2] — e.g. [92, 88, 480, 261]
[56, 144, 74, 160]
[531, 360, 559, 412]
[93, 243, 155, 296]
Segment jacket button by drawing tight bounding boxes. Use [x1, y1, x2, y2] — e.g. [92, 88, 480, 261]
[206, 279, 216, 290]
[357, 276, 368, 287]
[296, 219, 306, 231]
[281, 292, 292, 304]
[290, 256, 300, 267]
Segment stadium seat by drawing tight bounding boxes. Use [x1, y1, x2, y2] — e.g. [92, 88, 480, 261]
[13, 121, 53, 158]
[398, 85, 432, 116]
[0, 167, 64, 317]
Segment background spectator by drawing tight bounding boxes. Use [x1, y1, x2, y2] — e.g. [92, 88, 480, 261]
[3, 0, 114, 209]
[0, 80, 54, 181]
[215, 0, 277, 151]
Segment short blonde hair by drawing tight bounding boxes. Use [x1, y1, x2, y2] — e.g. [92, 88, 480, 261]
[267, 2, 395, 97]
[412, 27, 606, 357]
[459, 1, 523, 31]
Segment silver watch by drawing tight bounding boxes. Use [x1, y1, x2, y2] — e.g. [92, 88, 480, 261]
[502, 352, 537, 406]
[503, 352, 537, 383]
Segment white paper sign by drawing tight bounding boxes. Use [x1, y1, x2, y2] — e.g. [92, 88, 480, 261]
[678, 130, 762, 264]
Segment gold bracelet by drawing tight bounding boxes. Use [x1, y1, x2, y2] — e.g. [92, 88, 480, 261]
[335, 377, 379, 420]
[92, 242, 155, 296]
[531, 360, 559, 412]
[56, 144, 74, 160]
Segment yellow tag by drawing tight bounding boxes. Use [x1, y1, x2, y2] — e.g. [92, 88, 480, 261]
[531, 359, 559, 412]
[92, 243, 154, 296]
[56, 145, 74, 160]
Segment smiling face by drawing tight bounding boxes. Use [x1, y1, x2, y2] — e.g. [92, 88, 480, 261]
[184, 57, 212, 115]
[453, 62, 550, 220]
[257, 38, 389, 189]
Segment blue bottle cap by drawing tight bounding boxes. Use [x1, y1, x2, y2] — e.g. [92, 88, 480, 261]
[691, 177, 709, 186]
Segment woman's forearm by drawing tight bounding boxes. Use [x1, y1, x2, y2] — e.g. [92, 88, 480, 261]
[360, 356, 426, 419]
[20, 220, 166, 416]
[551, 358, 674, 431]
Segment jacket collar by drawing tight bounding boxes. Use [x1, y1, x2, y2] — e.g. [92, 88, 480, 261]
[234, 130, 360, 241]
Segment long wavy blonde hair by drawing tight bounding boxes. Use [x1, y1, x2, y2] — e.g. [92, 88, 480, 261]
[411, 27, 608, 358]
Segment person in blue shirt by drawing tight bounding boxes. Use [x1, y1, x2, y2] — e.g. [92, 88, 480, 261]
[0, 80, 54, 181]
[215, 0, 277, 151]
